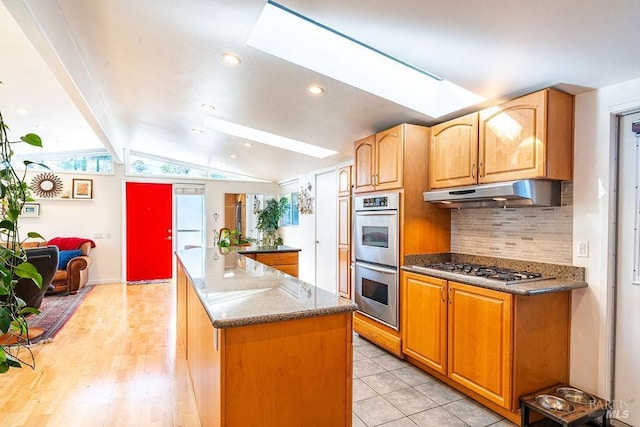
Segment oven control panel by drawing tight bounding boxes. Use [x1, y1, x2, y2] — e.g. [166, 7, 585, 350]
[363, 196, 388, 208]
[355, 192, 399, 211]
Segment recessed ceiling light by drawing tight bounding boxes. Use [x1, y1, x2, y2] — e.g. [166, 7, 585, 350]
[203, 116, 336, 158]
[201, 103, 216, 113]
[229, 154, 237, 159]
[191, 127, 204, 134]
[223, 53, 241, 65]
[35, 124, 48, 129]
[243, 142, 253, 148]
[15, 108, 29, 114]
[248, 1, 484, 118]
[308, 85, 324, 95]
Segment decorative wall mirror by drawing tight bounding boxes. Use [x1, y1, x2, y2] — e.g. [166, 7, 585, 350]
[30, 172, 63, 198]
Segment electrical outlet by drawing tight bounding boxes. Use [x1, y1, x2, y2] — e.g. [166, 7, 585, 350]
[577, 240, 589, 258]
[93, 233, 103, 239]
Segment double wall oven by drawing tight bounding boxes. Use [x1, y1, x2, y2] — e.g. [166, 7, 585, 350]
[353, 192, 400, 330]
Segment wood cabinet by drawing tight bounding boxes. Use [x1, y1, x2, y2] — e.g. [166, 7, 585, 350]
[178, 261, 353, 426]
[354, 312, 402, 357]
[428, 88, 574, 189]
[402, 273, 447, 374]
[401, 271, 571, 424]
[255, 251, 298, 277]
[337, 167, 352, 299]
[429, 112, 479, 189]
[354, 125, 404, 193]
[447, 281, 512, 409]
[337, 165, 352, 197]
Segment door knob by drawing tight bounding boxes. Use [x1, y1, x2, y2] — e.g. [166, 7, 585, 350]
[315, 240, 320, 244]
[166, 236, 172, 240]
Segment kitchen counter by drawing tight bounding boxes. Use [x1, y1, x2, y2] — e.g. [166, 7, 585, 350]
[235, 244, 301, 254]
[176, 247, 355, 328]
[403, 253, 587, 296]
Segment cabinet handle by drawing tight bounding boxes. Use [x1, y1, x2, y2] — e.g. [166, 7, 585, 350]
[471, 163, 476, 179]
[479, 161, 484, 178]
[440, 286, 446, 302]
[448, 287, 453, 304]
[372, 174, 377, 186]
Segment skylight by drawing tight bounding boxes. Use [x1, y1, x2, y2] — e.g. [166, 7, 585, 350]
[248, 1, 484, 118]
[202, 116, 337, 159]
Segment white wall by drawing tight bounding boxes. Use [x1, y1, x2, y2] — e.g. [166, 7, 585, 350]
[21, 167, 125, 283]
[572, 77, 640, 397]
[20, 164, 278, 284]
[279, 173, 317, 284]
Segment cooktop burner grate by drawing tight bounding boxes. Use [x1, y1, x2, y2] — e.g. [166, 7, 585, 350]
[415, 262, 553, 285]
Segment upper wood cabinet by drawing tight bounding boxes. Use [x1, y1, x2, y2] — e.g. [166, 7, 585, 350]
[428, 88, 574, 189]
[429, 112, 479, 189]
[354, 125, 404, 193]
[337, 165, 352, 197]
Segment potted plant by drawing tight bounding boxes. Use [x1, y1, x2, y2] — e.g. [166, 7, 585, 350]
[0, 104, 47, 373]
[256, 197, 288, 246]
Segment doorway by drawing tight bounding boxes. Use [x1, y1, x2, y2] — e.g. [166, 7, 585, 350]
[125, 182, 173, 282]
[175, 184, 205, 250]
[315, 170, 337, 293]
[613, 112, 640, 426]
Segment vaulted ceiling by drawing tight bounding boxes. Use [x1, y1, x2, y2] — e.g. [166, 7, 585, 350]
[1, 0, 639, 182]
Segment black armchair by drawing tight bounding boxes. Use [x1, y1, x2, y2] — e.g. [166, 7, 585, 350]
[14, 246, 59, 309]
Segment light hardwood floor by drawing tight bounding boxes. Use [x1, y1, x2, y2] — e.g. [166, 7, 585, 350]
[0, 282, 200, 427]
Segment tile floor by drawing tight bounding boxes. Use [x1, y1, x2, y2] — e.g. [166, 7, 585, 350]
[352, 333, 603, 427]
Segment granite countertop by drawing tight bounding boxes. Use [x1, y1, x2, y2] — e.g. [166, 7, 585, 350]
[402, 253, 588, 296]
[176, 247, 356, 329]
[236, 245, 301, 254]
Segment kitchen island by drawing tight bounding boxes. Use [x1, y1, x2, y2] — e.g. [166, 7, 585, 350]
[175, 247, 356, 426]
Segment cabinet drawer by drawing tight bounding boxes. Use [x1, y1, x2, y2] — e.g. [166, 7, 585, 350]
[272, 264, 298, 277]
[354, 315, 402, 357]
[256, 252, 298, 266]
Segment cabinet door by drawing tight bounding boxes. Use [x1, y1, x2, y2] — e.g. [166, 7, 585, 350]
[478, 90, 546, 183]
[375, 124, 404, 191]
[402, 272, 447, 374]
[337, 166, 352, 197]
[354, 135, 376, 193]
[429, 113, 479, 189]
[337, 197, 351, 246]
[338, 247, 351, 299]
[447, 281, 512, 408]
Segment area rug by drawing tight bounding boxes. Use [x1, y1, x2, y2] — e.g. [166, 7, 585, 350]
[26, 284, 95, 344]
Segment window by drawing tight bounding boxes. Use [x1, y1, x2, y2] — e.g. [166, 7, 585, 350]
[15, 149, 113, 174]
[127, 151, 268, 182]
[280, 192, 299, 226]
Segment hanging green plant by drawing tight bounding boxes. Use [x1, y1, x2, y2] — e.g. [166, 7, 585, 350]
[0, 97, 47, 373]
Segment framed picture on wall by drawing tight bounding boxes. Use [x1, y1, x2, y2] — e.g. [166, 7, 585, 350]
[21, 203, 40, 217]
[72, 178, 93, 199]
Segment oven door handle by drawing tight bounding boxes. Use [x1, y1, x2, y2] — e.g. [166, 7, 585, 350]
[355, 211, 397, 216]
[355, 262, 397, 275]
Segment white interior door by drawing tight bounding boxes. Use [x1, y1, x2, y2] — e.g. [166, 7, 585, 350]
[315, 170, 337, 294]
[614, 112, 640, 426]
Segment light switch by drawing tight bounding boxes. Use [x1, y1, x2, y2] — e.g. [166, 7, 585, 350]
[577, 240, 589, 258]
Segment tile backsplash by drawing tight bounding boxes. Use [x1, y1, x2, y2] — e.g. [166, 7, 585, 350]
[450, 181, 573, 265]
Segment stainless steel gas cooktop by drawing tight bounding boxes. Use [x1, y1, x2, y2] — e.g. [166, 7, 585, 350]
[411, 262, 554, 285]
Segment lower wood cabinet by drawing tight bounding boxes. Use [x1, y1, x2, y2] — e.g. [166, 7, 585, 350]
[402, 271, 570, 423]
[244, 251, 299, 277]
[178, 262, 353, 426]
[354, 312, 402, 357]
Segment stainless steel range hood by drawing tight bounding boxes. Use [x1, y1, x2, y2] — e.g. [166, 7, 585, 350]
[423, 179, 561, 208]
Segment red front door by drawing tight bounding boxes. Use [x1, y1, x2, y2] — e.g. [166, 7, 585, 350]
[126, 182, 173, 282]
